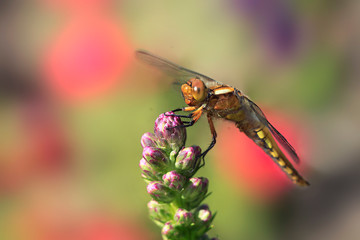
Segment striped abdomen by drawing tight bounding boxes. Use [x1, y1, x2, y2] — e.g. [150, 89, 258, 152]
[242, 125, 309, 187]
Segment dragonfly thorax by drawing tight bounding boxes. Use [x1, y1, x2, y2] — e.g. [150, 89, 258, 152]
[181, 78, 208, 106]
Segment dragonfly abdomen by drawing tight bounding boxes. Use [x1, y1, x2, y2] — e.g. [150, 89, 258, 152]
[242, 126, 309, 187]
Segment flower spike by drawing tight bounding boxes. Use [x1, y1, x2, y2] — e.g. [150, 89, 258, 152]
[140, 112, 217, 239]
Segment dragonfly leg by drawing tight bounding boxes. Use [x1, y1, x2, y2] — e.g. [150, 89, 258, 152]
[170, 108, 183, 113]
[168, 111, 202, 129]
[165, 114, 194, 127]
[164, 106, 197, 118]
[166, 106, 203, 129]
[168, 106, 197, 113]
[167, 113, 193, 119]
[198, 115, 217, 168]
[166, 119, 196, 130]
[166, 118, 195, 130]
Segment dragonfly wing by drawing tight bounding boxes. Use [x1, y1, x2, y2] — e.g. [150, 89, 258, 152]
[136, 50, 222, 88]
[246, 97, 300, 164]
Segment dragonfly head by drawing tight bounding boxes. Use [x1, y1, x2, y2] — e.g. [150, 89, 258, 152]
[181, 78, 208, 106]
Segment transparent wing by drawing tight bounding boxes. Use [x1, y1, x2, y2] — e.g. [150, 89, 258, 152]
[246, 97, 300, 164]
[135, 50, 222, 88]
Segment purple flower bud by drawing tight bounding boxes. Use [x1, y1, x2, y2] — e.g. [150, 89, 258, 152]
[143, 147, 169, 172]
[154, 112, 186, 151]
[182, 177, 209, 203]
[141, 132, 158, 148]
[139, 158, 158, 181]
[147, 200, 173, 225]
[175, 146, 201, 173]
[162, 171, 186, 191]
[147, 181, 175, 203]
[174, 208, 194, 226]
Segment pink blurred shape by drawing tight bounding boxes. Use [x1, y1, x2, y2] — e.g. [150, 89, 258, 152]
[43, 15, 132, 102]
[15, 209, 153, 240]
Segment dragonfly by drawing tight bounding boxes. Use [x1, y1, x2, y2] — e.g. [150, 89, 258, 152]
[136, 50, 309, 187]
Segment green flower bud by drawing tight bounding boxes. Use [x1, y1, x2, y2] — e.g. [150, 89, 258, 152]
[175, 146, 201, 175]
[147, 181, 175, 203]
[162, 171, 186, 191]
[147, 200, 173, 226]
[143, 147, 169, 172]
[181, 177, 209, 206]
[198, 207, 212, 222]
[139, 158, 158, 181]
[174, 208, 194, 226]
[161, 221, 179, 240]
[194, 205, 214, 237]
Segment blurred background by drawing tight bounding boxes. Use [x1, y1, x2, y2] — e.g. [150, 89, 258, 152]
[0, 0, 360, 239]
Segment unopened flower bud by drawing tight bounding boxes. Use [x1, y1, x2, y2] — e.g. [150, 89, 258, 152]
[154, 112, 186, 151]
[175, 146, 201, 174]
[194, 205, 214, 236]
[141, 132, 158, 148]
[182, 177, 209, 204]
[143, 147, 169, 172]
[198, 207, 212, 222]
[147, 181, 175, 203]
[162, 171, 186, 191]
[174, 208, 194, 226]
[139, 158, 158, 181]
[161, 222, 179, 240]
[147, 200, 173, 226]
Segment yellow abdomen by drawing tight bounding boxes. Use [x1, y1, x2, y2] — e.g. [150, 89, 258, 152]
[244, 126, 309, 187]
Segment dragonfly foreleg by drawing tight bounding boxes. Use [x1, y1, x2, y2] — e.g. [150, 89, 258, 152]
[169, 108, 183, 113]
[180, 120, 196, 128]
[167, 106, 197, 113]
[165, 106, 197, 118]
[166, 113, 193, 119]
[165, 106, 204, 130]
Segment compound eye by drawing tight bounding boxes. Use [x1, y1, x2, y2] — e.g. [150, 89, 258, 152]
[191, 79, 206, 101]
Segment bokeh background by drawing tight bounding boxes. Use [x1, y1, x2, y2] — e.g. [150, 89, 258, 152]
[1, 0, 360, 239]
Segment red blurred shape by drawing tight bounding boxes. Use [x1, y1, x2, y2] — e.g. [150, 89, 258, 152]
[79, 215, 151, 240]
[15, 207, 152, 240]
[43, 15, 132, 102]
[215, 109, 309, 202]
